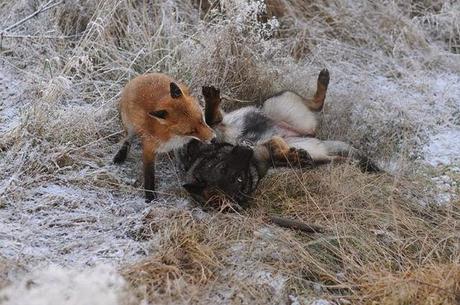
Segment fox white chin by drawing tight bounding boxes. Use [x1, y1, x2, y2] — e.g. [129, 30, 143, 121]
[156, 136, 195, 153]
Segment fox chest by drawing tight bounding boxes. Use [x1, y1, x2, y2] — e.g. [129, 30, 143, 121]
[156, 135, 193, 153]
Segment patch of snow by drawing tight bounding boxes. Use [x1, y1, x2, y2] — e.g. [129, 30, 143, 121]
[333, 70, 459, 204]
[253, 226, 276, 240]
[431, 174, 458, 205]
[310, 300, 333, 305]
[289, 295, 334, 305]
[289, 295, 301, 305]
[212, 237, 290, 304]
[0, 138, 188, 269]
[252, 270, 286, 295]
[423, 128, 460, 205]
[0, 66, 24, 134]
[0, 264, 132, 305]
[367, 72, 459, 130]
[424, 128, 460, 167]
[0, 181, 151, 267]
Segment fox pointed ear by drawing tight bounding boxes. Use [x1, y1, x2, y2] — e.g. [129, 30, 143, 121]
[170, 82, 182, 99]
[183, 182, 206, 195]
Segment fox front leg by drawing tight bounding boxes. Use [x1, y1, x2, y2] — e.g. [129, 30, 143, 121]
[142, 139, 157, 202]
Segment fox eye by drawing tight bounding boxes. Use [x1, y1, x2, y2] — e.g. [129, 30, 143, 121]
[149, 110, 168, 119]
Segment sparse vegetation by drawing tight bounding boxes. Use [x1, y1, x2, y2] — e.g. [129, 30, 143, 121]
[0, 0, 459, 304]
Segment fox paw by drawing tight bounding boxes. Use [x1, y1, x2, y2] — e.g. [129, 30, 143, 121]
[145, 191, 157, 203]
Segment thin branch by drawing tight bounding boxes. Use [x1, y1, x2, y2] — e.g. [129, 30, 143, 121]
[269, 215, 325, 233]
[1, 33, 79, 40]
[66, 130, 124, 153]
[221, 94, 254, 104]
[1, 0, 64, 34]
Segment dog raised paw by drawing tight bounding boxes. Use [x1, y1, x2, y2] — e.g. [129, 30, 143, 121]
[202, 86, 220, 100]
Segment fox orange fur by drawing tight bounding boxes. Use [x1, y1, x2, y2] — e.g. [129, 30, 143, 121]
[113, 73, 215, 202]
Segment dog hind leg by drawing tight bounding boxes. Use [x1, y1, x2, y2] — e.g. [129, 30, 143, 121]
[306, 68, 329, 112]
[322, 140, 380, 172]
[262, 69, 330, 136]
[257, 136, 315, 168]
[286, 137, 380, 172]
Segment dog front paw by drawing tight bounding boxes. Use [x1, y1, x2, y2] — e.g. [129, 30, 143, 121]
[202, 86, 220, 100]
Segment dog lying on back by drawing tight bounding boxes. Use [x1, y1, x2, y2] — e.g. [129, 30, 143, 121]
[178, 69, 380, 206]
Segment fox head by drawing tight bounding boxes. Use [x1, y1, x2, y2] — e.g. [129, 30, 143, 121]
[147, 82, 215, 143]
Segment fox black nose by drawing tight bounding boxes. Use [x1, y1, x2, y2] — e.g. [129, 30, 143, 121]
[211, 137, 218, 144]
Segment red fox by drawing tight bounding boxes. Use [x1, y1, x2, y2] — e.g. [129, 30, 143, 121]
[113, 73, 215, 202]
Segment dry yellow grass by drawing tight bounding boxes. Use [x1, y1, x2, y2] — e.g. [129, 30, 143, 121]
[123, 165, 459, 304]
[250, 166, 459, 304]
[357, 263, 460, 305]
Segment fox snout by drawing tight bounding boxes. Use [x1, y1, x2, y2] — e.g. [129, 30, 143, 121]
[196, 124, 216, 144]
[203, 133, 216, 144]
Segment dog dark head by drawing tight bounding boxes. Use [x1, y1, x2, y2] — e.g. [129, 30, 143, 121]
[180, 140, 261, 209]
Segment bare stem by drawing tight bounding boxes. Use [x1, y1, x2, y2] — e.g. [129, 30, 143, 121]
[1, 0, 64, 34]
[269, 215, 325, 233]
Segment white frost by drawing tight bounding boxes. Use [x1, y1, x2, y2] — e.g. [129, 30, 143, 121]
[0, 265, 130, 305]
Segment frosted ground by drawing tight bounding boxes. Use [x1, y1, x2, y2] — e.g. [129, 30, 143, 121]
[0, 0, 459, 304]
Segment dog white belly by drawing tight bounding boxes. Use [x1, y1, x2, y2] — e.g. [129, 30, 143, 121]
[263, 91, 318, 135]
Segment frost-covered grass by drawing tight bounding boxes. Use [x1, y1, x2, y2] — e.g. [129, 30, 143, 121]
[0, 0, 459, 304]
